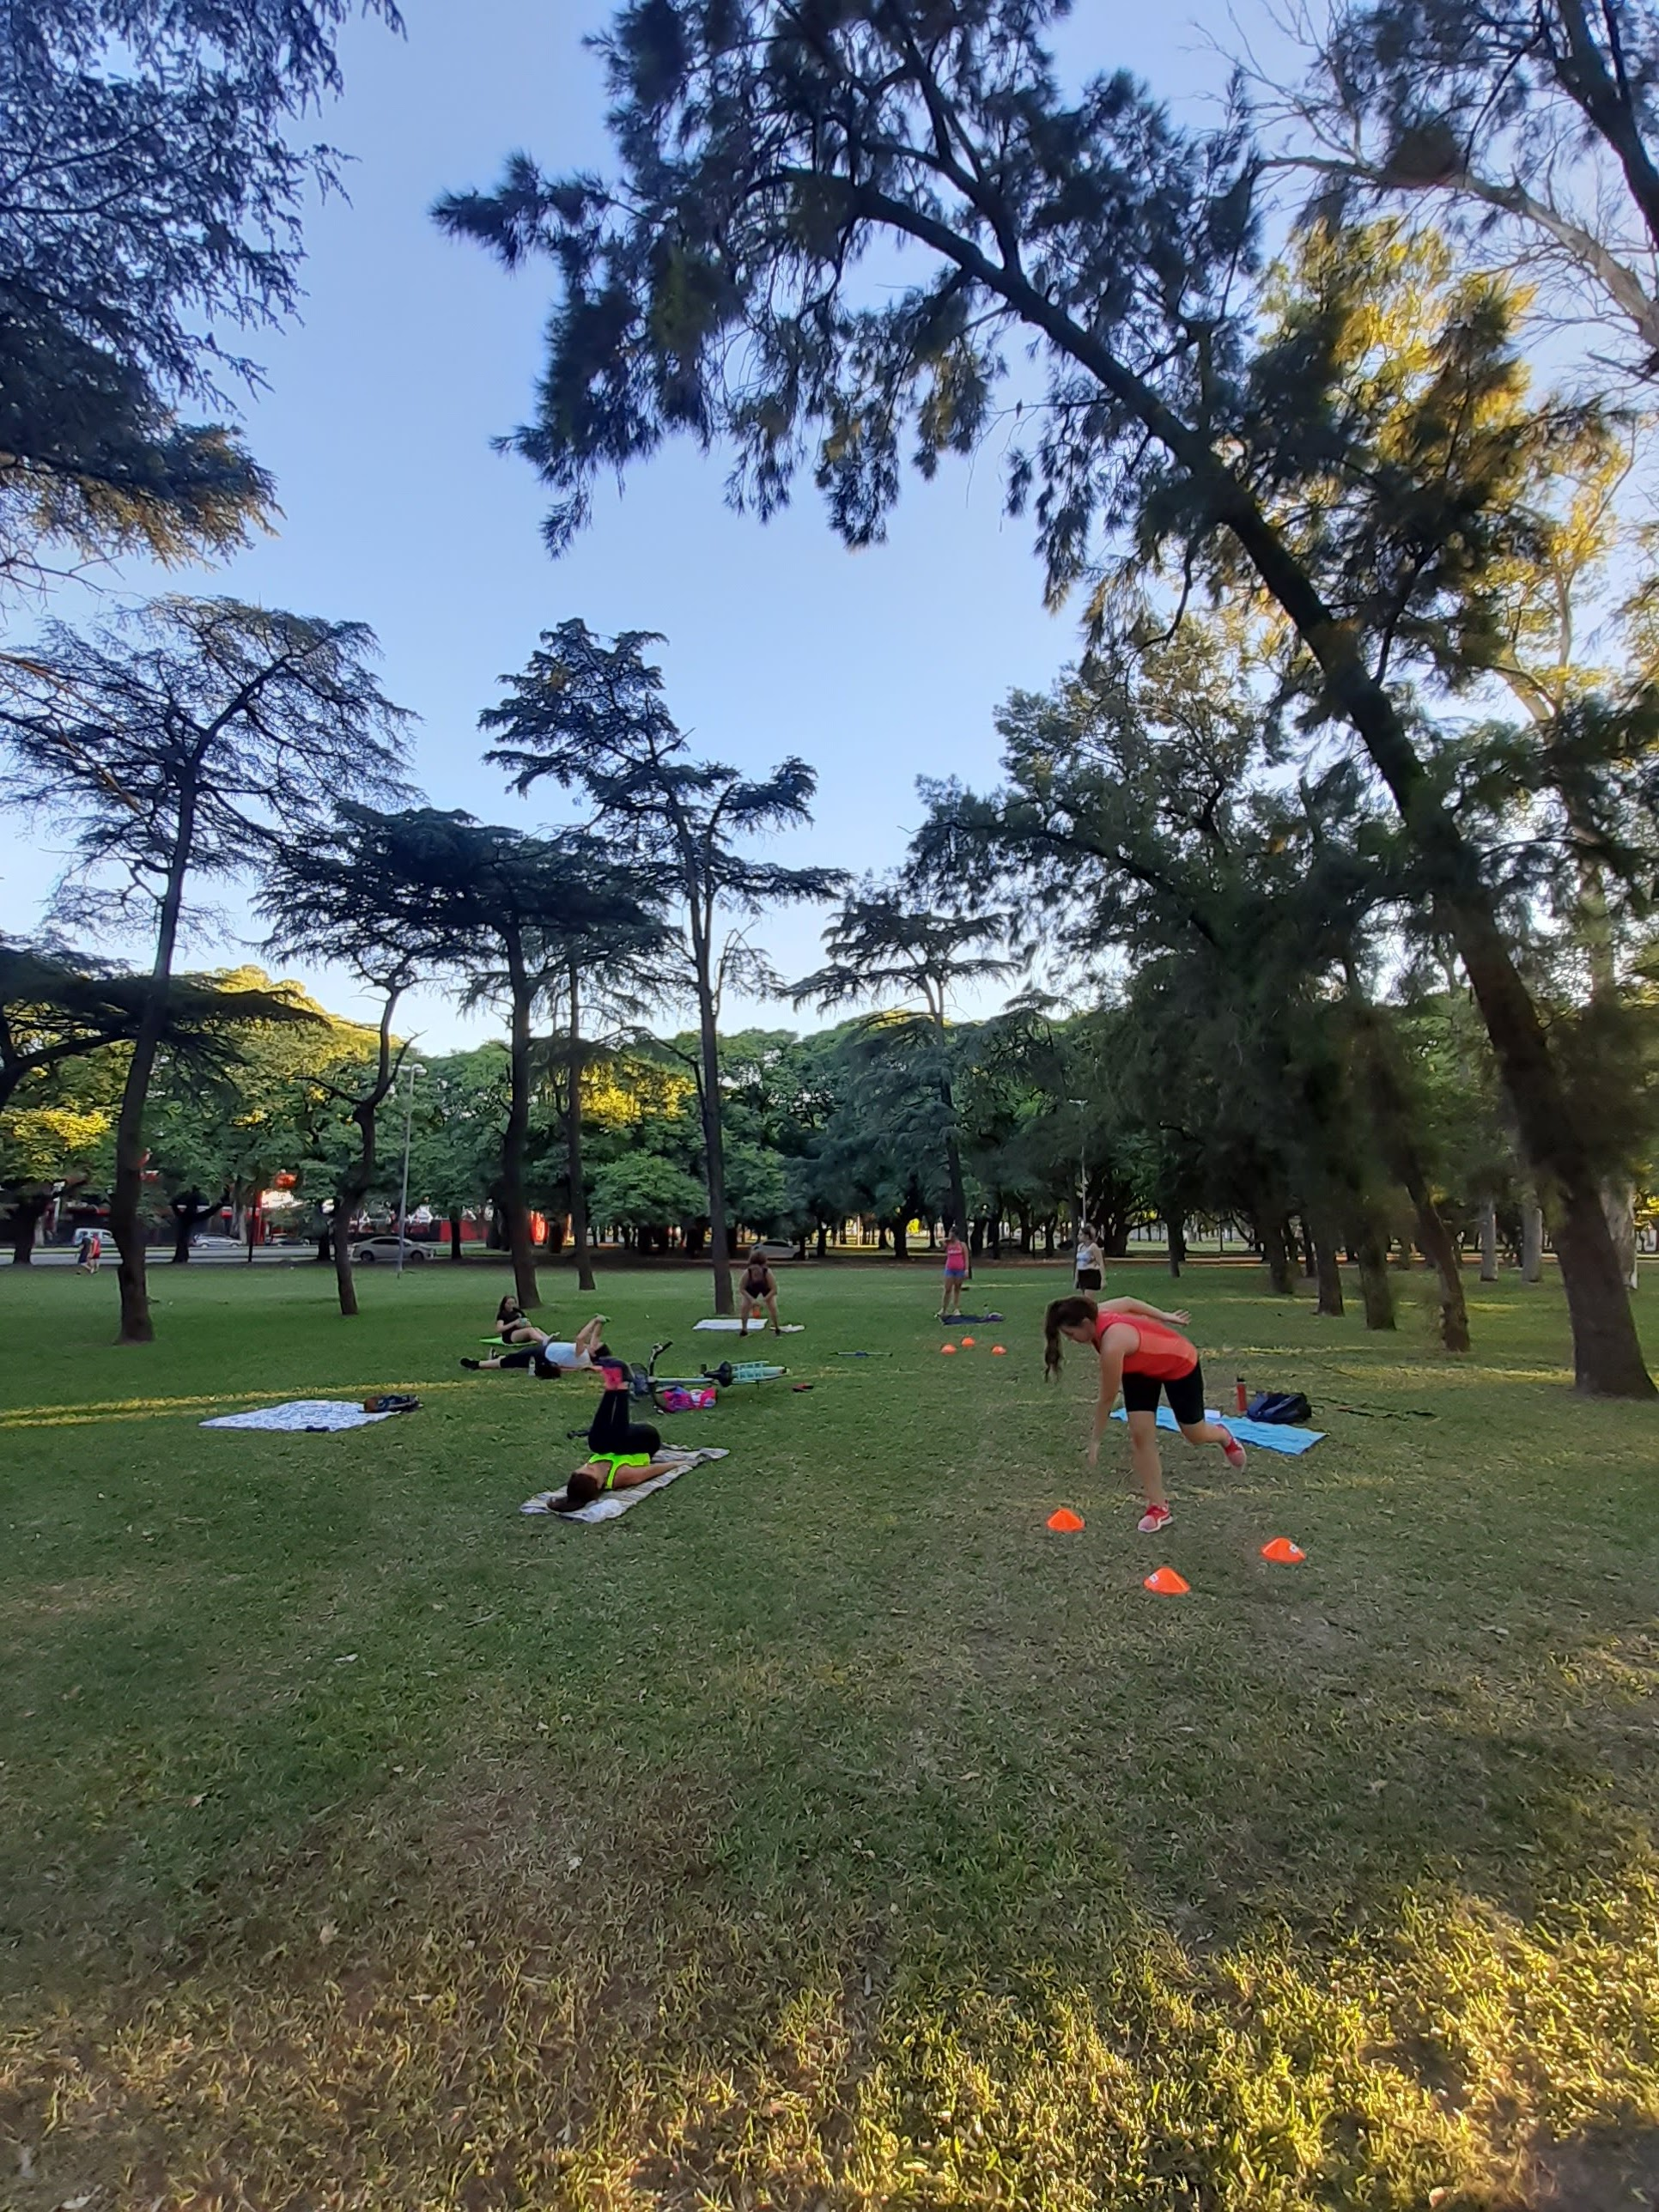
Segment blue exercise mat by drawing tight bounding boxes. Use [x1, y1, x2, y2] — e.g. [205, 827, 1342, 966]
[1110, 1406, 1324, 1455]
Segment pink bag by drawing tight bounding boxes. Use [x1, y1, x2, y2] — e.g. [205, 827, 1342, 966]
[659, 1385, 717, 1413]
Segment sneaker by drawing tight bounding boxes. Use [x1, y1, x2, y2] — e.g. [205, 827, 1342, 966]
[460, 1357, 481, 1370]
[1218, 1430, 1248, 1472]
[1137, 1502, 1173, 1534]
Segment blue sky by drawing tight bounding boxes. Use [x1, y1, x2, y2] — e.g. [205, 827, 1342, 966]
[1, 0, 1242, 1050]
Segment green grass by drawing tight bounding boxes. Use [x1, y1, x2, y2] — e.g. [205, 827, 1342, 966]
[3, 1254, 1658, 2209]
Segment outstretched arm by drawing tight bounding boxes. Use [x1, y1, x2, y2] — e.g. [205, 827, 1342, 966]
[1088, 1337, 1129, 1465]
[613, 1456, 690, 1487]
[1097, 1296, 1189, 1325]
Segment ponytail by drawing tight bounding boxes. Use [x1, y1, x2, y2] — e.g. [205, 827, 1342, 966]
[1043, 1295, 1100, 1381]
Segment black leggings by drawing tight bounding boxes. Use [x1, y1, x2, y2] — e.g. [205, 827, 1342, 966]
[588, 1384, 661, 1459]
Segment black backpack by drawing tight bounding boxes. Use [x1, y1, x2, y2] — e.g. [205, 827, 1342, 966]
[1245, 1389, 1312, 1425]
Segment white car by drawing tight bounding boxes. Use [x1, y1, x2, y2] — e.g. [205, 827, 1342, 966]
[351, 1234, 432, 1264]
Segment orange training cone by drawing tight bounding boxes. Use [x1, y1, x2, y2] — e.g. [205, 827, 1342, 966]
[939, 1342, 957, 1355]
[1143, 1566, 1190, 1595]
[991, 1345, 1006, 1356]
[961, 1334, 975, 1346]
[1047, 1508, 1085, 1532]
[1261, 1537, 1306, 1564]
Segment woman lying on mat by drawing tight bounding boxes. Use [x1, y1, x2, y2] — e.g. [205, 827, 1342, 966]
[1044, 1292, 1247, 1537]
[555, 1363, 684, 1509]
[463, 1311, 609, 1375]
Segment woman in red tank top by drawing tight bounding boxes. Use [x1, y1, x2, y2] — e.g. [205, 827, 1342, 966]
[1044, 1293, 1247, 1534]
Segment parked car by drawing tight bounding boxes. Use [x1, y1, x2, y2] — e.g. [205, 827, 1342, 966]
[351, 1233, 432, 1264]
[749, 1239, 801, 1263]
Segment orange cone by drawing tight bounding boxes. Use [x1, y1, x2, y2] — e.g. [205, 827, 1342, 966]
[1047, 1508, 1085, 1532]
[961, 1334, 975, 1346]
[939, 1342, 957, 1355]
[1261, 1537, 1305, 1564]
[991, 1345, 1006, 1356]
[1143, 1566, 1190, 1595]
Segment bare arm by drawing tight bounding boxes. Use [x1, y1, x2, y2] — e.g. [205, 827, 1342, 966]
[1088, 1333, 1131, 1463]
[1097, 1296, 1189, 1325]
[611, 1459, 680, 1488]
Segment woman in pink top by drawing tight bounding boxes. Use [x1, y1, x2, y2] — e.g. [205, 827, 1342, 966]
[940, 1232, 969, 1318]
[1044, 1292, 1246, 1534]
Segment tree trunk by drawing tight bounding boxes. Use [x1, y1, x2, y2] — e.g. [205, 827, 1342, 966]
[1298, 1218, 1317, 1279]
[1604, 1178, 1639, 1291]
[332, 1184, 362, 1318]
[1312, 1221, 1345, 1317]
[1261, 1215, 1296, 1296]
[501, 946, 540, 1311]
[110, 810, 197, 1341]
[816, 1218, 829, 1259]
[1353, 1220, 1396, 1330]
[1480, 1200, 1499, 1283]
[691, 939, 733, 1315]
[9, 1194, 46, 1265]
[892, 1215, 908, 1261]
[1522, 1199, 1545, 1283]
[315, 1227, 332, 1265]
[1166, 1211, 1186, 1278]
[448, 1206, 465, 1262]
[565, 963, 596, 1294]
[1402, 1177, 1470, 1354]
[942, 1123, 969, 1242]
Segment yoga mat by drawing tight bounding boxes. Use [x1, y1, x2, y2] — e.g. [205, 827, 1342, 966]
[1110, 1407, 1324, 1455]
[694, 1319, 805, 1332]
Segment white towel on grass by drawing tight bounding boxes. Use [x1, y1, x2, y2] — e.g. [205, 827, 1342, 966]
[201, 1399, 398, 1432]
[694, 1318, 805, 1332]
[520, 1448, 729, 1522]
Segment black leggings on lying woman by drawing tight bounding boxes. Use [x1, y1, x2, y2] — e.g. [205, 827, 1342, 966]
[587, 1378, 661, 1460]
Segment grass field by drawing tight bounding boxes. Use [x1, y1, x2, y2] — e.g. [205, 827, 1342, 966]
[3, 1254, 1658, 2210]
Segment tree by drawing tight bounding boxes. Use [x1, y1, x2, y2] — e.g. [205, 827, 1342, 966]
[0, 599, 410, 1342]
[0, 0, 399, 593]
[516, 831, 671, 1294]
[403, 1046, 513, 1261]
[282, 806, 663, 1310]
[1249, 0, 1659, 377]
[0, 1055, 115, 1265]
[439, 9, 1650, 1392]
[588, 1152, 708, 1245]
[910, 628, 1479, 1337]
[480, 621, 843, 1313]
[257, 808, 438, 1316]
[138, 968, 380, 1261]
[792, 878, 1018, 1237]
[0, 937, 310, 1114]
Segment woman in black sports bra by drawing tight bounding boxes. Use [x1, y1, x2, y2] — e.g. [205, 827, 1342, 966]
[738, 1246, 781, 1336]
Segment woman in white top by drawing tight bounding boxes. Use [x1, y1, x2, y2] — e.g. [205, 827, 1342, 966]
[461, 1312, 609, 1374]
[1073, 1225, 1103, 1292]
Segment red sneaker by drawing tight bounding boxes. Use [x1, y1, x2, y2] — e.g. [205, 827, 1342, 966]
[1137, 1502, 1173, 1534]
[1219, 1431, 1248, 1472]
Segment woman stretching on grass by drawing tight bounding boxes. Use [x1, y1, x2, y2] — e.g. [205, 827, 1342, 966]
[1044, 1293, 1247, 1534]
[462, 1312, 609, 1375]
[555, 1362, 684, 1510]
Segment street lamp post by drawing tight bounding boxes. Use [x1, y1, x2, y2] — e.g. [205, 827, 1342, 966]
[1068, 1100, 1088, 1237]
[395, 1060, 426, 1276]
